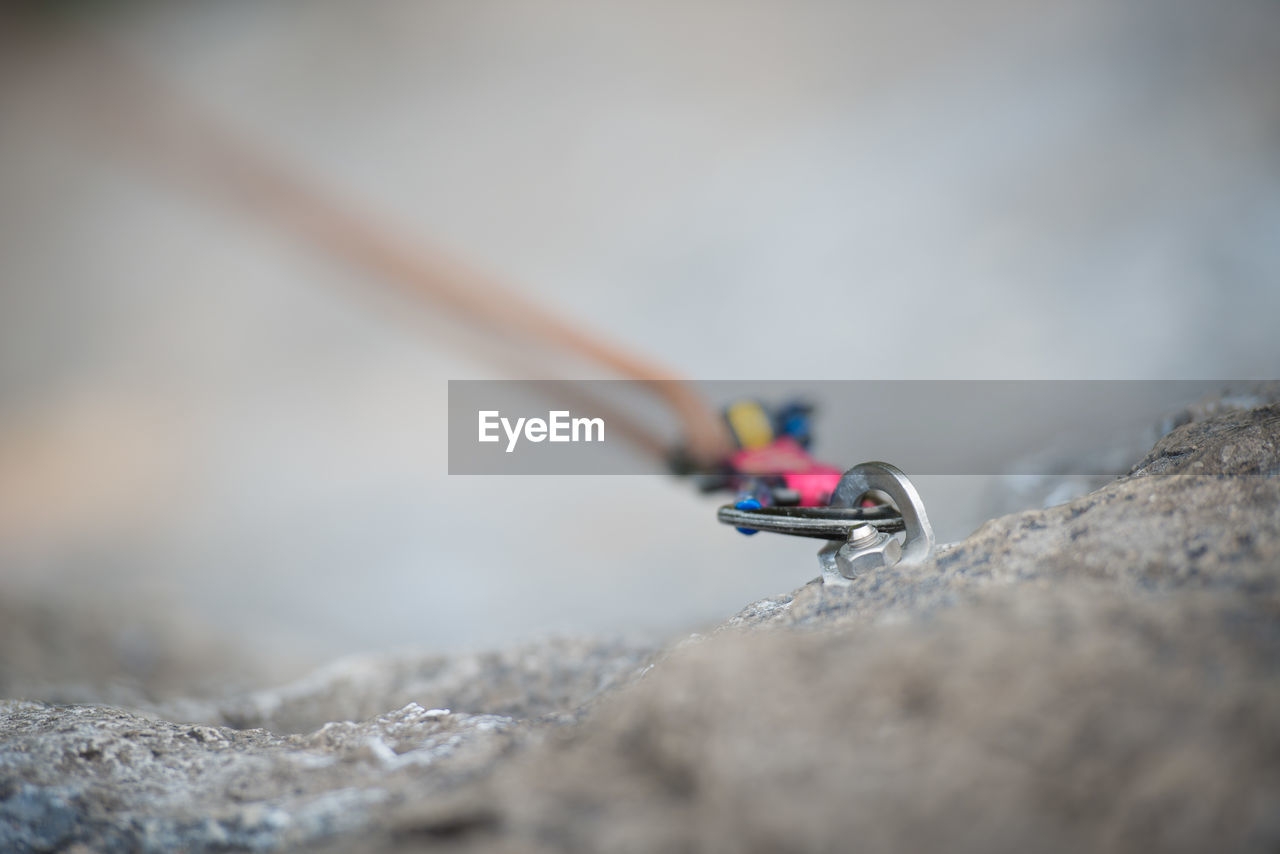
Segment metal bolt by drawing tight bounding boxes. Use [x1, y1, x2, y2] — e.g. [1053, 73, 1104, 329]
[845, 523, 879, 548]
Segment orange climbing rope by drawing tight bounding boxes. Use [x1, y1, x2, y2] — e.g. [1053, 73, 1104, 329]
[50, 22, 730, 466]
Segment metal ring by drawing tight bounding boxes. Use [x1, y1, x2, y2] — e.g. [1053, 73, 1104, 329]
[827, 461, 935, 566]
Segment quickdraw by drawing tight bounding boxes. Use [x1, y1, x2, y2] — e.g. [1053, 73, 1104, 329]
[706, 400, 935, 586]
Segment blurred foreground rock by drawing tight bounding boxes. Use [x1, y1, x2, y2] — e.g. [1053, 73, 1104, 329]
[3, 402, 1279, 853]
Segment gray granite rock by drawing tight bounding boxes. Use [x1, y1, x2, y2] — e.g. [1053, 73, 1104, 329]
[3, 402, 1278, 853]
[479, 586, 1280, 854]
[0, 700, 517, 853]
[156, 637, 657, 734]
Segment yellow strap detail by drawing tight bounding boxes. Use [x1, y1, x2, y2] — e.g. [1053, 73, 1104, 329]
[726, 400, 774, 449]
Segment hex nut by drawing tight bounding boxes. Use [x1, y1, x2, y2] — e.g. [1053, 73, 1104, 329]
[835, 534, 902, 578]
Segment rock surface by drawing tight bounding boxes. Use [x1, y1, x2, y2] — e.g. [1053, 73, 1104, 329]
[3, 400, 1279, 853]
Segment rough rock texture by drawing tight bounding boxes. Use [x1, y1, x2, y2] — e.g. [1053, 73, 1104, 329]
[3, 401, 1279, 853]
[0, 701, 517, 852]
[155, 637, 657, 735]
[0, 638, 655, 854]
[481, 589, 1280, 854]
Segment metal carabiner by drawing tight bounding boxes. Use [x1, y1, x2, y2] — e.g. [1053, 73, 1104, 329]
[714, 503, 904, 539]
[718, 460, 935, 586]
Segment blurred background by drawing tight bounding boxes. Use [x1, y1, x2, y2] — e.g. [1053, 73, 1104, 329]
[1, 0, 1278, 698]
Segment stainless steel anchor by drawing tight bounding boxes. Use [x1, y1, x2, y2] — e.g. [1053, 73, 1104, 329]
[716, 461, 935, 586]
